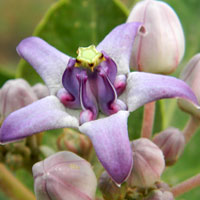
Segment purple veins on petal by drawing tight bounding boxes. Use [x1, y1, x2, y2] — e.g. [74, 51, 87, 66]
[62, 59, 81, 108]
[97, 71, 118, 115]
[98, 52, 117, 83]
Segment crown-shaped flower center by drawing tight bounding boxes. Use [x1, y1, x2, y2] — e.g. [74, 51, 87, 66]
[75, 45, 105, 72]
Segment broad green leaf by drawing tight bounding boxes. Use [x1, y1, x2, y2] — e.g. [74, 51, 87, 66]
[17, 0, 127, 84]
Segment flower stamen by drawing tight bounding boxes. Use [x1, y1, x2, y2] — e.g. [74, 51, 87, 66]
[75, 45, 105, 71]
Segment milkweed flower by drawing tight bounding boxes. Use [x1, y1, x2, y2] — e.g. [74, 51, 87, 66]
[0, 22, 199, 184]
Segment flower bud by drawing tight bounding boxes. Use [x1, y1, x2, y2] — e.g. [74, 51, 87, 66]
[32, 83, 49, 99]
[98, 171, 127, 200]
[33, 151, 97, 200]
[127, 0, 185, 74]
[0, 79, 37, 119]
[153, 127, 185, 166]
[57, 128, 92, 160]
[178, 54, 200, 118]
[127, 138, 165, 188]
[144, 189, 174, 200]
[5, 152, 24, 170]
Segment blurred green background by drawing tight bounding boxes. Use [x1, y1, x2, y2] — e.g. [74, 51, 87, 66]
[0, 0, 56, 81]
[0, 0, 200, 199]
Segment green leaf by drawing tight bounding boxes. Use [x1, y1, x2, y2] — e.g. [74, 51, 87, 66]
[0, 66, 15, 87]
[16, 0, 127, 84]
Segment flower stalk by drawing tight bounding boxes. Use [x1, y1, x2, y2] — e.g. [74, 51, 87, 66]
[171, 173, 200, 197]
[0, 163, 36, 200]
[141, 101, 155, 138]
[183, 116, 200, 143]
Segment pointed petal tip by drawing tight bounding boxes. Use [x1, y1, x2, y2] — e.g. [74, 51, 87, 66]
[80, 111, 132, 184]
[16, 36, 70, 95]
[97, 22, 142, 75]
[16, 36, 40, 57]
[0, 96, 79, 144]
[126, 72, 200, 112]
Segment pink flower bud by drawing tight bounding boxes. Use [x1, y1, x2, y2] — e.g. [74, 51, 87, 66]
[153, 127, 185, 166]
[127, 0, 185, 74]
[57, 128, 92, 160]
[32, 83, 49, 99]
[127, 138, 165, 188]
[178, 54, 200, 118]
[0, 79, 37, 119]
[98, 171, 127, 200]
[33, 151, 97, 200]
[144, 189, 174, 200]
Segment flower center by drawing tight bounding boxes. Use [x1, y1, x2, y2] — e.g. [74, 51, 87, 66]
[75, 45, 105, 72]
[61, 47, 127, 124]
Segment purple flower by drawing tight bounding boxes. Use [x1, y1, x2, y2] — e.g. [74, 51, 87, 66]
[0, 22, 199, 184]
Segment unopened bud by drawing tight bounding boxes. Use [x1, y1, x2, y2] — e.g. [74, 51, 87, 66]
[178, 54, 200, 118]
[127, 138, 165, 188]
[32, 83, 49, 99]
[144, 189, 174, 200]
[33, 151, 97, 200]
[57, 128, 92, 160]
[0, 79, 37, 119]
[127, 0, 185, 74]
[5, 152, 24, 170]
[98, 171, 127, 200]
[153, 128, 185, 166]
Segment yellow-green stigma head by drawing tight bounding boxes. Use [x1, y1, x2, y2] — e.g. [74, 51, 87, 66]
[75, 45, 105, 71]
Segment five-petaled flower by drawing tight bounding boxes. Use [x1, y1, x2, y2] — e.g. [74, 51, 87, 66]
[0, 22, 199, 184]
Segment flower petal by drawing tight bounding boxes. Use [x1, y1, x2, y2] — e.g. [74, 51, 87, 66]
[0, 96, 79, 144]
[17, 37, 70, 95]
[124, 72, 199, 111]
[97, 22, 141, 75]
[79, 111, 132, 184]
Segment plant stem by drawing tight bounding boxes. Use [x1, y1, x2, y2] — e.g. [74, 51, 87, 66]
[183, 116, 200, 143]
[171, 173, 200, 197]
[0, 163, 36, 200]
[141, 101, 155, 138]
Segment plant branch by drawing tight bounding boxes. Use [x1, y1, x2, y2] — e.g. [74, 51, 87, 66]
[141, 101, 156, 139]
[183, 116, 200, 143]
[0, 163, 36, 200]
[171, 173, 200, 197]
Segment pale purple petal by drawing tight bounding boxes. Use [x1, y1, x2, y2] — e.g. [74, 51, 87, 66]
[124, 72, 199, 111]
[17, 37, 70, 95]
[79, 111, 132, 184]
[0, 96, 79, 144]
[97, 22, 141, 75]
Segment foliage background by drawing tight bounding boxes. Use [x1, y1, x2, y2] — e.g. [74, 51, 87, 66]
[0, 0, 200, 199]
